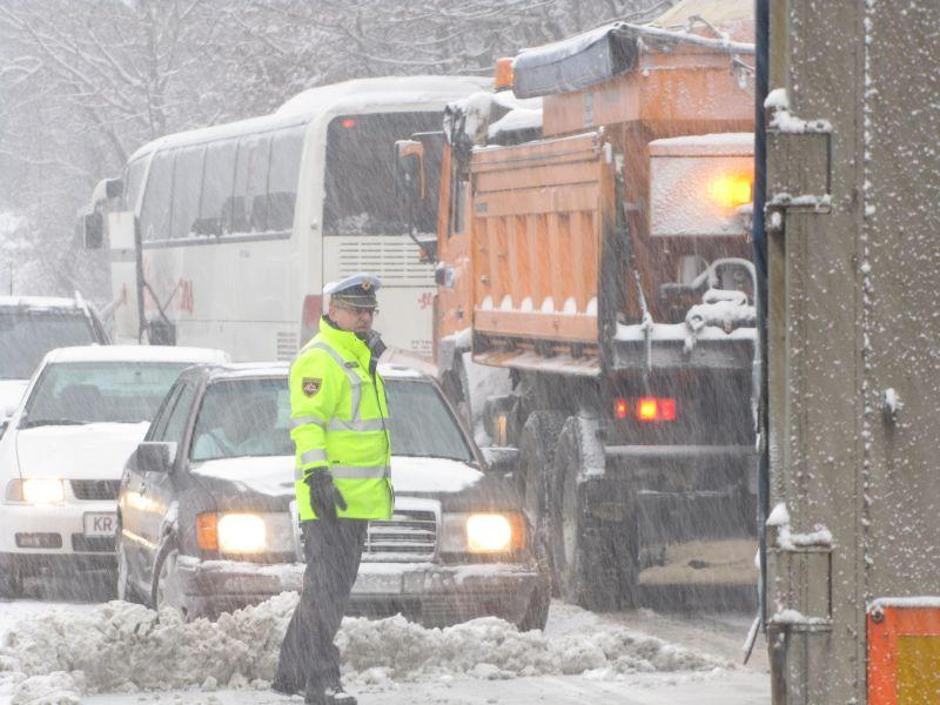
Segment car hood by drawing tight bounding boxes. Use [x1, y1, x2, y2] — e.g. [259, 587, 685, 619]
[0, 380, 28, 415]
[191, 455, 486, 499]
[14, 422, 150, 479]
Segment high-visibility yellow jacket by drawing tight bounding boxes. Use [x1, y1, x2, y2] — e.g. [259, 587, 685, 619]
[290, 317, 393, 521]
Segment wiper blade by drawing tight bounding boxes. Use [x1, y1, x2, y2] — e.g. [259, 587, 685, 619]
[21, 418, 87, 429]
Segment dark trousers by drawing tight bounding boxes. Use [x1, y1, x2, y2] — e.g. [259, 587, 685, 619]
[276, 519, 368, 690]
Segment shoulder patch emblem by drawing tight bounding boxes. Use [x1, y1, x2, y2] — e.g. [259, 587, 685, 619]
[302, 377, 322, 397]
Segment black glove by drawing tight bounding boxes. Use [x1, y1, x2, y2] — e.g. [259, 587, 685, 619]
[305, 471, 347, 521]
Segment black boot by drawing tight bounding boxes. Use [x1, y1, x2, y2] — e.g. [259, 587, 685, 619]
[325, 683, 357, 705]
[304, 680, 327, 705]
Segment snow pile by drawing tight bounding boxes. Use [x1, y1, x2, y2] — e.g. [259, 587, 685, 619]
[0, 596, 728, 703]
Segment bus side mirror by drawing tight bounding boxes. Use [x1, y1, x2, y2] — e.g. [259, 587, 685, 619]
[396, 139, 426, 200]
[395, 139, 437, 262]
[83, 211, 104, 249]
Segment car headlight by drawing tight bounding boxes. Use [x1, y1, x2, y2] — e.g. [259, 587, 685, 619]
[6, 478, 66, 504]
[196, 512, 294, 554]
[439, 512, 526, 554]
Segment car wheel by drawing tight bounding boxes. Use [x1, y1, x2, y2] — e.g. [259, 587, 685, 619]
[0, 556, 23, 599]
[115, 529, 143, 604]
[552, 417, 639, 611]
[151, 539, 186, 617]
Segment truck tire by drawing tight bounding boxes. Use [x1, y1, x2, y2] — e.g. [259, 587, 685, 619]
[518, 410, 566, 594]
[551, 417, 639, 611]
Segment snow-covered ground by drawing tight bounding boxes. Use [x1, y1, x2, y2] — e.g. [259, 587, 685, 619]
[0, 595, 769, 705]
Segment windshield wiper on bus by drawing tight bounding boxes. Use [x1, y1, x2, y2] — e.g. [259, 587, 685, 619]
[20, 418, 88, 429]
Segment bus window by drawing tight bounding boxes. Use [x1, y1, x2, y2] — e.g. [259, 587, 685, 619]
[323, 112, 440, 236]
[125, 157, 147, 214]
[198, 139, 237, 237]
[170, 146, 206, 239]
[229, 134, 271, 235]
[267, 126, 304, 232]
[140, 150, 175, 242]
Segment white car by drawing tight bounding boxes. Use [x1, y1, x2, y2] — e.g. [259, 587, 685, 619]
[0, 295, 109, 417]
[0, 345, 228, 598]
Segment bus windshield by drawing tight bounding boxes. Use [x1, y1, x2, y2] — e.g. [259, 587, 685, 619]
[323, 112, 441, 236]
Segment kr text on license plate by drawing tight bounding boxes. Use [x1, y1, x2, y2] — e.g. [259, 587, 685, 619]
[83, 512, 117, 537]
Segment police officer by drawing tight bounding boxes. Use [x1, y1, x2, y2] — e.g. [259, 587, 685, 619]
[274, 273, 392, 705]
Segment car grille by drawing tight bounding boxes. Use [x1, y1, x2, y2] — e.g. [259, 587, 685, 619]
[71, 534, 116, 553]
[362, 509, 437, 562]
[70, 479, 121, 501]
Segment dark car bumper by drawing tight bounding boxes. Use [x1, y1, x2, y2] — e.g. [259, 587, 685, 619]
[174, 555, 545, 627]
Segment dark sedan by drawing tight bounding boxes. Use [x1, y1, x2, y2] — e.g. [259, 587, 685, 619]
[115, 363, 549, 630]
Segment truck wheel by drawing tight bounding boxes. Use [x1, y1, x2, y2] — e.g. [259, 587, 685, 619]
[518, 410, 566, 594]
[0, 556, 23, 599]
[552, 417, 638, 611]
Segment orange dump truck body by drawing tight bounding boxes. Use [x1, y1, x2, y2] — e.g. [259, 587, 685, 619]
[465, 18, 755, 374]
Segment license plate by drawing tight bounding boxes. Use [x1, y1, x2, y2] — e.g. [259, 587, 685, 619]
[83, 512, 117, 537]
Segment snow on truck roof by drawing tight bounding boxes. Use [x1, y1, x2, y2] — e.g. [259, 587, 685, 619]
[129, 75, 490, 163]
[44, 345, 228, 365]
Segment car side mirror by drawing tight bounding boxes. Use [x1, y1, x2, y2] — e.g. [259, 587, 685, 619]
[137, 441, 177, 473]
[482, 446, 520, 475]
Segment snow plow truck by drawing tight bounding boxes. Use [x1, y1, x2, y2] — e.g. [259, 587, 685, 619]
[396, 0, 759, 610]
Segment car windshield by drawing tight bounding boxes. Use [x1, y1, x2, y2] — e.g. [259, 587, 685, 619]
[191, 379, 293, 461]
[0, 309, 98, 380]
[22, 361, 192, 427]
[190, 376, 474, 463]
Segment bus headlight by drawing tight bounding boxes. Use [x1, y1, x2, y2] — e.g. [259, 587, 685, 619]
[440, 512, 526, 554]
[9, 478, 66, 504]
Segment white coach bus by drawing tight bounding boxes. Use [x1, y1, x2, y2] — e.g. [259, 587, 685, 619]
[83, 76, 488, 360]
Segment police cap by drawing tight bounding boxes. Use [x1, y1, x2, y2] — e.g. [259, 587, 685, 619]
[324, 273, 382, 309]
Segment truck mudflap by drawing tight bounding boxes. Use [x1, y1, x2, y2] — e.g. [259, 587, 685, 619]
[598, 441, 759, 608]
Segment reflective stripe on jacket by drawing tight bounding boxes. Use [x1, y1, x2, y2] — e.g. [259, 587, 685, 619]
[291, 317, 392, 521]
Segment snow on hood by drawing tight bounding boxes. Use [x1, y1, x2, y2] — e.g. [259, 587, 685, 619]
[14, 422, 149, 479]
[391, 456, 483, 494]
[191, 456, 296, 496]
[0, 596, 727, 701]
[191, 455, 484, 497]
[0, 380, 27, 415]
